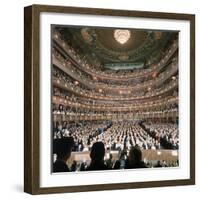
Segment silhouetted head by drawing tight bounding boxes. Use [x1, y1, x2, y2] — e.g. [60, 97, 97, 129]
[128, 146, 142, 165]
[55, 137, 74, 161]
[90, 142, 105, 162]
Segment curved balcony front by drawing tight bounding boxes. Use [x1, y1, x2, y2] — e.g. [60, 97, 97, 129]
[53, 75, 178, 101]
[52, 95, 178, 112]
[53, 55, 178, 94]
[53, 109, 178, 122]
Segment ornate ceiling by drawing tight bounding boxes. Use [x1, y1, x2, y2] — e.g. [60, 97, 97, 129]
[57, 26, 177, 69]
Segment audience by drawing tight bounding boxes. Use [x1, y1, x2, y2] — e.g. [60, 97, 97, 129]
[51, 30, 179, 173]
[53, 121, 166, 153]
[125, 146, 147, 169]
[53, 137, 74, 172]
[52, 60, 178, 94]
[113, 160, 121, 170]
[86, 142, 109, 171]
[53, 140, 178, 172]
[142, 122, 179, 149]
[52, 66, 178, 101]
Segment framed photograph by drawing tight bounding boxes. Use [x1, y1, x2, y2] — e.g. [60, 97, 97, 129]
[24, 4, 195, 194]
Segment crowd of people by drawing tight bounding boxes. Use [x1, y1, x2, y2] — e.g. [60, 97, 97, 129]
[53, 121, 112, 152]
[52, 101, 178, 115]
[53, 86, 178, 108]
[52, 29, 179, 173]
[53, 121, 179, 153]
[53, 48, 146, 87]
[53, 136, 179, 173]
[142, 122, 179, 149]
[53, 49, 178, 92]
[53, 66, 178, 102]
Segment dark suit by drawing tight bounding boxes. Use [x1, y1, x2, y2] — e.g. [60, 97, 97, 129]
[86, 161, 109, 171]
[53, 160, 70, 172]
[125, 160, 147, 169]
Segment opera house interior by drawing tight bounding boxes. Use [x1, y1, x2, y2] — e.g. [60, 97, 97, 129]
[52, 25, 179, 172]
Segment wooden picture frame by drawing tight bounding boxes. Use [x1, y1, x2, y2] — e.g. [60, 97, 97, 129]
[24, 4, 195, 194]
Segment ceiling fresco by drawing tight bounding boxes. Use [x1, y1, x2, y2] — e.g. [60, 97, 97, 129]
[56, 26, 177, 69]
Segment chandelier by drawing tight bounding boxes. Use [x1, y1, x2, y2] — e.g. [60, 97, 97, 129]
[114, 29, 131, 44]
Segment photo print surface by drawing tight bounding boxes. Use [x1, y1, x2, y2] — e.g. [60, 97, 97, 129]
[51, 25, 179, 173]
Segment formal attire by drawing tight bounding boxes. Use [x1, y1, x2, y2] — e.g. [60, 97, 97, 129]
[86, 161, 109, 171]
[53, 160, 70, 172]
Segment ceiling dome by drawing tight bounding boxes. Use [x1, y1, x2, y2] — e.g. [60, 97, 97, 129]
[58, 27, 176, 65]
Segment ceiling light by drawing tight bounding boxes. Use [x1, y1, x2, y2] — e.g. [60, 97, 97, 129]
[114, 29, 131, 44]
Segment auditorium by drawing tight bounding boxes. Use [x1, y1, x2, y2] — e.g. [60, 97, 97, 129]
[51, 25, 179, 173]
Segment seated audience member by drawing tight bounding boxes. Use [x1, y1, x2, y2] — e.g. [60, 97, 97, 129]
[105, 153, 113, 169]
[80, 162, 87, 171]
[113, 160, 121, 170]
[86, 142, 109, 171]
[53, 137, 74, 172]
[125, 146, 147, 169]
[155, 160, 162, 168]
[71, 160, 77, 172]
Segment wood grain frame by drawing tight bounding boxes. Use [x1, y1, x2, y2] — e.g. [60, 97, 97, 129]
[24, 4, 195, 194]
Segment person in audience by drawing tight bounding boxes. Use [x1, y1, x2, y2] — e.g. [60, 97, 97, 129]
[155, 160, 163, 168]
[125, 146, 147, 169]
[143, 122, 179, 150]
[105, 153, 113, 169]
[113, 160, 121, 170]
[53, 137, 74, 172]
[86, 142, 109, 171]
[162, 160, 168, 167]
[52, 121, 179, 171]
[71, 160, 77, 172]
[80, 162, 87, 171]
